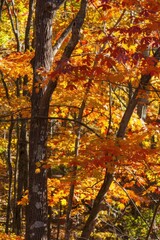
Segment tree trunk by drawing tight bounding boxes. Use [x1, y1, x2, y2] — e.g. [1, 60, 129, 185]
[14, 120, 28, 234]
[5, 116, 14, 233]
[80, 47, 160, 239]
[26, 0, 87, 238]
[79, 171, 113, 239]
[26, 1, 55, 239]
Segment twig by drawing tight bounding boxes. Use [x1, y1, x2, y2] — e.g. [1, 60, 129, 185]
[114, 179, 150, 228]
[145, 199, 160, 240]
[0, 116, 101, 138]
[24, 0, 35, 51]
[5, 0, 20, 51]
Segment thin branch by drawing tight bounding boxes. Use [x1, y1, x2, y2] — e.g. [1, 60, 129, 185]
[24, 0, 35, 51]
[106, 82, 112, 135]
[117, 47, 160, 138]
[114, 179, 150, 228]
[52, 20, 73, 59]
[5, 115, 14, 233]
[0, 105, 81, 120]
[0, 116, 101, 138]
[65, 98, 87, 239]
[113, 9, 126, 28]
[112, 87, 127, 108]
[145, 199, 160, 240]
[116, 179, 159, 240]
[99, 9, 126, 52]
[39, 0, 88, 114]
[5, 0, 20, 51]
[150, 83, 160, 98]
[0, 71, 9, 99]
[61, 0, 87, 60]
[0, 0, 4, 20]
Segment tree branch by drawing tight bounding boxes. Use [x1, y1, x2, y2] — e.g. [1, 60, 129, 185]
[114, 180, 150, 227]
[39, 0, 88, 115]
[79, 47, 160, 240]
[24, 0, 35, 51]
[117, 47, 160, 138]
[52, 20, 73, 59]
[145, 199, 160, 240]
[5, 0, 20, 51]
[0, 116, 101, 138]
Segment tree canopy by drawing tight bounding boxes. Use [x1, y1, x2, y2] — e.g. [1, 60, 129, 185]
[0, 0, 160, 239]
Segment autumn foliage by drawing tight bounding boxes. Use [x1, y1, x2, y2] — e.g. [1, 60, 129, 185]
[0, 0, 160, 239]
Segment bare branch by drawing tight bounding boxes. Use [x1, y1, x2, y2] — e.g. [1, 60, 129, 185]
[24, 0, 35, 51]
[0, 116, 101, 138]
[114, 180, 150, 227]
[5, 0, 20, 51]
[145, 199, 160, 240]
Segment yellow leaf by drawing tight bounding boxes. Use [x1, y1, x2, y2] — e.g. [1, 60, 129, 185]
[61, 199, 67, 206]
[80, 193, 85, 199]
[76, 48, 83, 54]
[35, 168, 41, 174]
[118, 203, 125, 210]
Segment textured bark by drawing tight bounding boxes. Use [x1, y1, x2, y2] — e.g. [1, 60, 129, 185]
[26, 1, 56, 239]
[26, 0, 87, 239]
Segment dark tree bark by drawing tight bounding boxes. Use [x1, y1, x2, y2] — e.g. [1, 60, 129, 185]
[26, 1, 56, 239]
[24, 0, 35, 51]
[26, 0, 87, 239]
[5, 116, 14, 234]
[1, 71, 14, 233]
[13, 120, 28, 234]
[13, 0, 34, 233]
